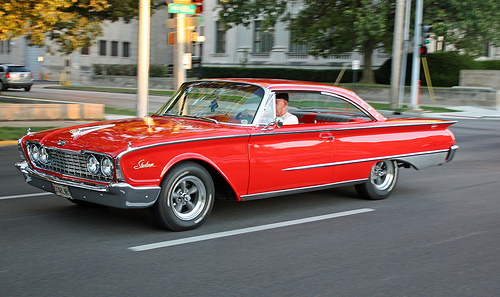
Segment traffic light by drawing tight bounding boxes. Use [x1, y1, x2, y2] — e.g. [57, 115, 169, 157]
[168, 32, 176, 46]
[193, 0, 203, 14]
[419, 45, 427, 57]
[422, 25, 432, 44]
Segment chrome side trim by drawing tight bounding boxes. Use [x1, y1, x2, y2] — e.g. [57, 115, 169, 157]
[283, 148, 452, 171]
[240, 179, 367, 201]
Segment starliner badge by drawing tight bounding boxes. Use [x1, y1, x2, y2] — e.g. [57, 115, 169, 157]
[57, 140, 68, 146]
[134, 159, 156, 170]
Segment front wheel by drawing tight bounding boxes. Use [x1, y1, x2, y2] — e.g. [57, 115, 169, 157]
[355, 160, 398, 200]
[151, 162, 215, 231]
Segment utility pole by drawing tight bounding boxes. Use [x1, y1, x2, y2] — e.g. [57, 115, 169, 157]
[136, 0, 150, 117]
[410, 0, 424, 110]
[174, 13, 187, 90]
[389, 0, 406, 109]
[398, 0, 412, 109]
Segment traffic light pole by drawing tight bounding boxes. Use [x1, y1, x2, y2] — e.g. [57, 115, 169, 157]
[137, 0, 150, 117]
[174, 13, 187, 90]
[409, 0, 424, 110]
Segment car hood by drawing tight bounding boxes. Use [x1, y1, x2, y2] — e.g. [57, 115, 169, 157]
[29, 117, 249, 157]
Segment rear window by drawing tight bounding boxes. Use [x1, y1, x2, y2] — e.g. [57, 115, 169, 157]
[7, 66, 30, 72]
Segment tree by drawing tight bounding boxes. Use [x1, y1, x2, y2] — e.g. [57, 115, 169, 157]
[218, 0, 500, 83]
[0, 0, 141, 54]
[218, 0, 394, 84]
[425, 0, 500, 57]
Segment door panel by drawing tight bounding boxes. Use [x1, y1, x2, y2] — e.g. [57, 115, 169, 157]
[247, 125, 334, 195]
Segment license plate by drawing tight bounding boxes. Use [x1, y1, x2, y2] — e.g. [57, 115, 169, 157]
[53, 183, 72, 199]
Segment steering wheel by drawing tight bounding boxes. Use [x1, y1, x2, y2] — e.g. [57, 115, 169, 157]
[235, 111, 254, 124]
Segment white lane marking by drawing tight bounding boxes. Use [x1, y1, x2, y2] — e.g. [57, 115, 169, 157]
[0, 192, 53, 200]
[129, 208, 375, 252]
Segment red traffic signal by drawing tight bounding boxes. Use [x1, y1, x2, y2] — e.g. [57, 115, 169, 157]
[193, 0, 203, 14]
[419, 45, 427, 57]
[168, 32, 176, 46]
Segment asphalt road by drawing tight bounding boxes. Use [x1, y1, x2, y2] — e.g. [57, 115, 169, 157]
[1, 118, 499, 296]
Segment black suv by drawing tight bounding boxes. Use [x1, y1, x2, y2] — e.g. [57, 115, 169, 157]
[0, 64, 34, 91]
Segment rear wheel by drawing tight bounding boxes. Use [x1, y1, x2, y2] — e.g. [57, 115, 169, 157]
[355, 160, 398, 200]
[151, 162, 215, 231]
[24, 86, 31, 91]
[0, 81, 7, 91]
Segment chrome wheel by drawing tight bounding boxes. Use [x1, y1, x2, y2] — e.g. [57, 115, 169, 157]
[170, 175, 207, 221]
[355, 160, 398, 200]
[151, 162, 214, 231]
[370, 160, 396, 191]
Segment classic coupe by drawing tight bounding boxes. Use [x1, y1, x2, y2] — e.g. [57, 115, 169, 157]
[16, 79, 458, 231]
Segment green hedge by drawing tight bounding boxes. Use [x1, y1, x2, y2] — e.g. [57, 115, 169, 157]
[92, 64, 170, 77]
[92, 53, 500, 87]
[375, 52, 499, 87]
[200, 67, 362, 84]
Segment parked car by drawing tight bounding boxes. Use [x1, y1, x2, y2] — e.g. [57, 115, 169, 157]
[16, 79, 458, 231]
[0, 64, 34, 91]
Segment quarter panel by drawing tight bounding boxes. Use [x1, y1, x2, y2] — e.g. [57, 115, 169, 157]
[119, 136, 251, 196]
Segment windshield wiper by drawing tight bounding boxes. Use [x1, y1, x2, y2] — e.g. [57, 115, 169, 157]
[180, 115, 219, 124]
[154, 113, 218, 124]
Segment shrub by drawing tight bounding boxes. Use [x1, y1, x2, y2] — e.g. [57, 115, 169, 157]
[375, 52, 483, 87]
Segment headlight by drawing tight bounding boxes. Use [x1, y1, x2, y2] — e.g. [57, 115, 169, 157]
[87, 155, 99, 174]
[28, 144, 40, 162]
[39, 147, 49, 164]
[101, 157, 114, 177]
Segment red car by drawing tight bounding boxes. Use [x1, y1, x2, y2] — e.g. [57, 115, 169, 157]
[16, 79, 458, 231]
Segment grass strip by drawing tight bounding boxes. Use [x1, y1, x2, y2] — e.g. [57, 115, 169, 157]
[0, 127, 56, 141]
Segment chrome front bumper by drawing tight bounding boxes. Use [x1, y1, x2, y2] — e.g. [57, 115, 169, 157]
[15, 161, 161, 209]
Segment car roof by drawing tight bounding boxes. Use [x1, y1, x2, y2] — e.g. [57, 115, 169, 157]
[205, 78, 358, 97]
[200, 78, 386, 121]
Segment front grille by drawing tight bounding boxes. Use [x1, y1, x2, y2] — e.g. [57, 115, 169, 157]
[27, 143, 113, 183]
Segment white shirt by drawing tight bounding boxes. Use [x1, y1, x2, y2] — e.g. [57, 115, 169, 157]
[278, 112, 299, 125]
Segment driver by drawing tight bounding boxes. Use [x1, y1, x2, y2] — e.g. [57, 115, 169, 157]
[276, 93, 298, 124]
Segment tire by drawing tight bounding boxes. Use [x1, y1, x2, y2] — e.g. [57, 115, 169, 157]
[355, 160, 398, 200]
[24, 86, 31, 91]
[0, 81, 7, 91]
[150, 162, 215, 231]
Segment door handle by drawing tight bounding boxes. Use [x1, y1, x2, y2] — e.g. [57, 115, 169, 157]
[319, 133, 335, 140]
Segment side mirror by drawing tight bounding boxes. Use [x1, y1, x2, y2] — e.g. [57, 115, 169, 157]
[261, 118, 283, 131]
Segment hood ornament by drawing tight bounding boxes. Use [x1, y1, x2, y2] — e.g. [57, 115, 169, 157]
[57, 140, 68, 146]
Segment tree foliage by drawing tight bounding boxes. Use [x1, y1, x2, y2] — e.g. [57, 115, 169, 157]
[218, 0, 395, 84]
[218, 0, 500, 83]
[0, 0, 140, 54]
[425, 0, 500, 56]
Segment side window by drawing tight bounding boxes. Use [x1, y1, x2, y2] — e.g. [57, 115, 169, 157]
[258, 94, 276, 125]
[285, 91, 373, 122]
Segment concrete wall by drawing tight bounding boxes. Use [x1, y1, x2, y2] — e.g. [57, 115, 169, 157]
[81, 76, 500, 108]
[0, 101, 104, 121]
[460, 70, 500, 90]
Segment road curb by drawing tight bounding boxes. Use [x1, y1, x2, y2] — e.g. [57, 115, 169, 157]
[0, 141, 18, 147]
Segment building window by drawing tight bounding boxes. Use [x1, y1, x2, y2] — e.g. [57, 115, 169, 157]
[253, 21, 274, 53]
[99, 40, 107, 56]
[215, 22, 226, 53]
[123, 42, 130, 57]
[81, 47, 89, 55]
[111, 41, 119, 56]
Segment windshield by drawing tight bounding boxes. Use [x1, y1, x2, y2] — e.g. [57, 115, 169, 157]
[155, 81, 265, 124]
[7, 66, 30, 72]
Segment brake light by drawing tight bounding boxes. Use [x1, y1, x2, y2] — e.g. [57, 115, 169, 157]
[5, 72, 10, 78]
[30, 73, 33, 77]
